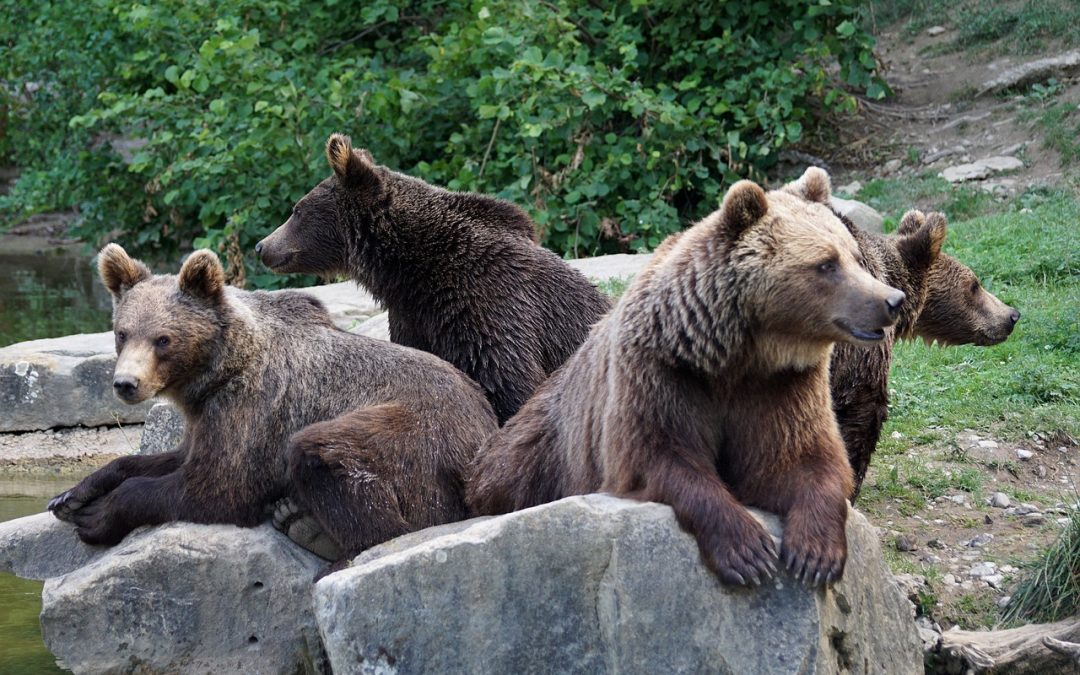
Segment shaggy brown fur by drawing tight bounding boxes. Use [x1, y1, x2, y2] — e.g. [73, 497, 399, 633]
[256, 133, 612, 423]
[49, 245, 497, 572]
[468, 169, 906, 587]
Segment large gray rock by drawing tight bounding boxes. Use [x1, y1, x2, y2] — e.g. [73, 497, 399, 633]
[137, 401, 184, 455]
[40, 522, 328, 675]
[831, 196, 885, 235]
[0, 512, 103, 580]
[351, 312, 390, 341]
[0, 333, 154, 432]
[0, 281, 379, 433]
[314, 495, 922, 675]
[941, 156, 1024, 183]
[566, 253, 651, 282]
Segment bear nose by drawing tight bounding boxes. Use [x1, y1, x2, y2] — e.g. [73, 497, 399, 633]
[255, 241, 264, 255]
[885, 290, 905, 317]
[113, 376, 139, 399]
[1009, 309, 1021, 324]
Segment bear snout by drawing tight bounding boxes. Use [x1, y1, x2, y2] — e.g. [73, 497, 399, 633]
[885, 289, 906, 318]
[113, 375, 140, 402]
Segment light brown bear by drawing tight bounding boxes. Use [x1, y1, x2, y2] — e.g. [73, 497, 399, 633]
[468, 169, 905, 587]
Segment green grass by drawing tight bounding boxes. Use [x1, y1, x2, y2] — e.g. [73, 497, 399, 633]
[594, 276, 632, 299]
[1024, 99, 1080, 166]
[867, 0, 1080, 55]
[856, 175, 999, 231]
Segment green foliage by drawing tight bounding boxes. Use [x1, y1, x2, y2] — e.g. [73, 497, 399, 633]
[1, 0, 884, 283]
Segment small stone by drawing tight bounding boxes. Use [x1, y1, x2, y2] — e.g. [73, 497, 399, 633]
[1023, 514, 1046, 527]
[969, 562, 997, 578]
[1000, 565, 1017, 574]
[984, 575, 1004, 589]
[895, 534, 919, 552]
[1016, 449, 1034, 460]
[984, 514, 994, 525]
[1007, 503, 1041, 516]
[883, 158, 903, 175]
[837, 180, 863, 196]
[1034, 465, 1047, 478]
[968, 533, 993, 548]
[927, 539, 946, 550]
[978, 440, 999, 449]
[927, 26, 946, 36]
[890, 431, 903, 440]
[989, 492, 1011, 508]
[942, 573, 956, 585]
[945, 495, 967, 506]
[920, 554, 942, 565]
[996, 595, 1012, 609]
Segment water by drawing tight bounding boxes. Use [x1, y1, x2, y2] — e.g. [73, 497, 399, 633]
[0, 243, 111, 348]
[0, 477, 80, 674]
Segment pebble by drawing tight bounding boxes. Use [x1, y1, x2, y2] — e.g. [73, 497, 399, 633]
[969, 562, 997, 578]
[1016, 449, 1034, 460]
[978, 440, 999, 449]
[927, 539, 946, 549]
[984, 574, 1005, 589]
[944, 494, 967, 505]
[968, 533, 994, 548]
[890, 431, 903, 440]
[996, 595, 1012, 609]
[896, 534, 919, 552]
[837, 180, 863, 196]
[1023, 514, 1046, 527]
[1007, 503, 1041, 516]
[927, 26, 947, 36]
[883, 158, 903, 174]
[984, 514, 994, 525]
[989, 492, 1011, 508]
[942, 573, 956, 585]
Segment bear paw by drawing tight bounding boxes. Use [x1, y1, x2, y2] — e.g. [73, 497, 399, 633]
[701, 514, 778, 587]
[272, 498, 341, 561]
[69, 496, 129, 547]
[47, 489, 88, 523]
[781, 535, 846, 587]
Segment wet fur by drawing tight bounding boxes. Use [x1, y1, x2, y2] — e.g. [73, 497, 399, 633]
[50, 247, 497, 570]
[257, 133, 611, 423]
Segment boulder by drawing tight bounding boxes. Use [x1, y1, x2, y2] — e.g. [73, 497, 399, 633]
[566, 253, 651, 282]
[314, 495, 922, 675]
[0, 333, 154, 432]
[941, 157, 1024, 183]
[0, 512, 102, 580]
[40, 522, 328, 675]
[137, 402, 184, 455]
[352, 312, 390, 341]
[831, 196, 885, 235]
[0, 281, 379, 433]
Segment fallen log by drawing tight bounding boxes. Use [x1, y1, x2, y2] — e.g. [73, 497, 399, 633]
[927, 616, 1080, 674]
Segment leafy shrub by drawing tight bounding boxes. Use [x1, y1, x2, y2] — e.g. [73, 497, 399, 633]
[1, 0, 885, 285]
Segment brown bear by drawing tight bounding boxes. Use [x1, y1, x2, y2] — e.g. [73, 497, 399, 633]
[822, 205, 1019, 500]
[48, 244, 497, 572]
[255, 133, 612, 424]
[467, 169, 906, 587]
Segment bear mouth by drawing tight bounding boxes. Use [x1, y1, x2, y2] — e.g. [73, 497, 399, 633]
[834, 320, 886, 343]
[261, 250, 295, 271]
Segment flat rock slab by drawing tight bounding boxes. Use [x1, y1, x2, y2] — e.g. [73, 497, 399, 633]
[979, 49, 1080, 95]
[314, 495, 922, 675]
[40, 522, 328, 675]
[0, 281, 379, 433]
[566, 253, 651, 281]
[941, 156, 1024, 183]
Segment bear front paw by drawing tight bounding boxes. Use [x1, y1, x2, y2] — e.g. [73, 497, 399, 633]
[781, 531, 847, 587]
[47, 489, 88, 523]
[69, 496, 130, 547]
[701, 514, 778, 587]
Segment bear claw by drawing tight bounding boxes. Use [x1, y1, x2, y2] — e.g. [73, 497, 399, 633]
[47, 490, 85, 523]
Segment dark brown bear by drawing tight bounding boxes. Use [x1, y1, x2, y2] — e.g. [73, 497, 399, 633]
[256, 134, 612, 423]
[825, 208, 947, 500]
[48, 245, 497, 572]
[823, 205, 1019, 500]
[468, 169, 906, 587]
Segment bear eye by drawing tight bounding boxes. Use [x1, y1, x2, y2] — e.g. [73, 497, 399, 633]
[116, 330, 127, 343]
[970, 280, 980, 295]
[155, 336, 171, 348]
[817, 260, 838, 274]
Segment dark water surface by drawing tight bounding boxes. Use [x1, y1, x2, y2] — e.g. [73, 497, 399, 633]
[0, 477, 78, 674]
[0, 244, 111, 348]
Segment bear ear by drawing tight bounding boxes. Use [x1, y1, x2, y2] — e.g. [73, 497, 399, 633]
[717, 180, 768, 241]
[896, 209, 926, 235]
[897, 211, 948, 268]
[178, 249, 226, 304]
[326, 133, 381, 192]
[783, 166, 832, 204]
[98, 243, 152, 300]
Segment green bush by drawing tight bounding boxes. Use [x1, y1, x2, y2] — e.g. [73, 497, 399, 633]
[1, 0, 885, 285]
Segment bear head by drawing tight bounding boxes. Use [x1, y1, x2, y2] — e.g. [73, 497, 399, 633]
[98, 243, 228, 404]
[256, 133, 383, 276]
[895, 214, 1020, 345]
[725, 168, 906, 357]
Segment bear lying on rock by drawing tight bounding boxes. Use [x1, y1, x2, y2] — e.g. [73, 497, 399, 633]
[468, 169, 905, 587]
[256, 133, 612, 424]
[49, 244, 497, 573]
